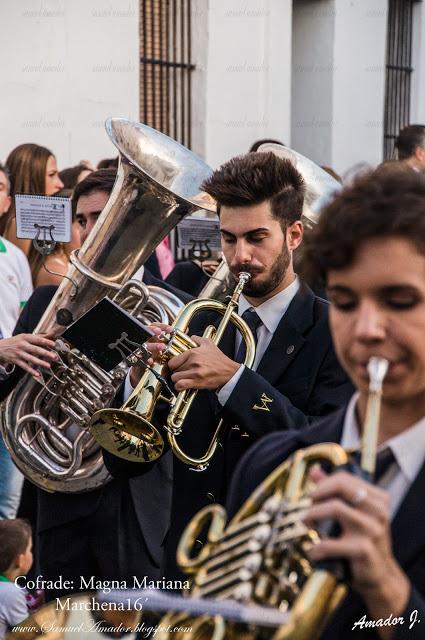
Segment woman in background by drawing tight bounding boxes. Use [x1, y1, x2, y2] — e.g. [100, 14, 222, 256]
[3, 143, 69, 286]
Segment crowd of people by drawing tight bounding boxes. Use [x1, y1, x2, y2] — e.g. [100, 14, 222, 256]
[0, 123, 425, 638]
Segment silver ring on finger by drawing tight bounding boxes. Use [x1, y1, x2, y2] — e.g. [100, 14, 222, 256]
[350, 486, 368, 506]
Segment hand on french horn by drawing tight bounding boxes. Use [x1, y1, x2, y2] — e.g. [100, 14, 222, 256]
[303, 466, 410, 624]
[0, 333, 58, 377]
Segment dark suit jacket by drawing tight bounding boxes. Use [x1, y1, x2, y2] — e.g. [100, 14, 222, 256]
[0, 270, 191, 571]
[105, 283, 354, 578]
[227, 410, 425, 640]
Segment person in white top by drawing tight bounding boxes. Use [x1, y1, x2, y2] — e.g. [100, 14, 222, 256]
[0, 164, 32, 519]
[0, 235, 32, 340]
[0, 165, 56, 518]
[0, 165, 33, 340]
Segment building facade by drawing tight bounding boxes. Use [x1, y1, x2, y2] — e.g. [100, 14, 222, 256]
[0, 0, 424, 175]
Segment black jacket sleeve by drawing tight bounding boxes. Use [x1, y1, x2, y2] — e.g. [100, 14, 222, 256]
[165, 261, 209, 296]
[221, 344, 353, 437]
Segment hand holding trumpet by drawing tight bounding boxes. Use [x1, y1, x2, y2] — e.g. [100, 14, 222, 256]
[131, 322, 241, 391]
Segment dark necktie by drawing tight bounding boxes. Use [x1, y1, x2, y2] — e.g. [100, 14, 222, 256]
[351, 447, 396, 483]
[235, 308, 262, 364]
[374, 447, 396, 482]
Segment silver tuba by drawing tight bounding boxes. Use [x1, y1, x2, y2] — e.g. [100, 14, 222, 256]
[1, 118, 215, 493]
[257, 143, 341, 226]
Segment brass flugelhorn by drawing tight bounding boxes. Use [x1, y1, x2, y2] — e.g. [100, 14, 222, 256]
[142, 356, 389, 640]
[89, 272, 255, 469]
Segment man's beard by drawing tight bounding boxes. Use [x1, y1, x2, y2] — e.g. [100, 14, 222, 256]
[229, 245, 291, 298]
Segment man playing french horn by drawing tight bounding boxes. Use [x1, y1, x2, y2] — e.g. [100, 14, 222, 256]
[226, 164, 425, 639]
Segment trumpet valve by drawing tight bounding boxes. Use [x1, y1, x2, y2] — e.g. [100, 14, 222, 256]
[161, 329, 197, 360]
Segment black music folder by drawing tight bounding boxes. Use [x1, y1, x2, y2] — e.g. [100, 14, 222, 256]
[62, 297, 154, 371]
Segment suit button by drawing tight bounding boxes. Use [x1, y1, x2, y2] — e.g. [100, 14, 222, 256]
[207, 492, 215, 502]
[286, 345, 295, 355]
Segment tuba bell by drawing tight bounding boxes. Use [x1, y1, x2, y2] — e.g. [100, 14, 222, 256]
[1, 118, 216, 493]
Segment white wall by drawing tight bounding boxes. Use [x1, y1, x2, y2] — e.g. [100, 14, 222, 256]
[202, 0, 292, 168]
[3, 0, 421, 177]
[190, 0, 209, 160]
[411, 0, 425, 123]
[332, 0, 388, 173]
[291, 0, 388, 175]
[0, 0, 139, 169]
[291, 0, 335, 166]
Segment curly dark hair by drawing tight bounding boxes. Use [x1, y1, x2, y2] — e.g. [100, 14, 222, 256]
[201, 151, 305, 228]
[302, 164, 425, 287]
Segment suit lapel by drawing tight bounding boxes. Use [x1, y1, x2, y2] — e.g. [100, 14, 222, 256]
[256, 285, 316, 387]
[199, 284, 316, 369]
[198, 288, 316, 414]
[391, 459, 425, 567]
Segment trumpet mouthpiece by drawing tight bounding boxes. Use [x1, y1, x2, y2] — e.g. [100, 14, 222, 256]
[238, 271, 251, 284]
[367, 357, 389, 392]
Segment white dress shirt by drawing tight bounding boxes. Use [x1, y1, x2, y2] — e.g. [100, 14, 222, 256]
[216, 276, 300, 405]
[132, 264, 144, 281]
[341, 393, 425, 518]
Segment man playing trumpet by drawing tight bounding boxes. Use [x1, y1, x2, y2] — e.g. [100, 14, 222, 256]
[106, 151, 353, 579]
[227, 164, 425, 639]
